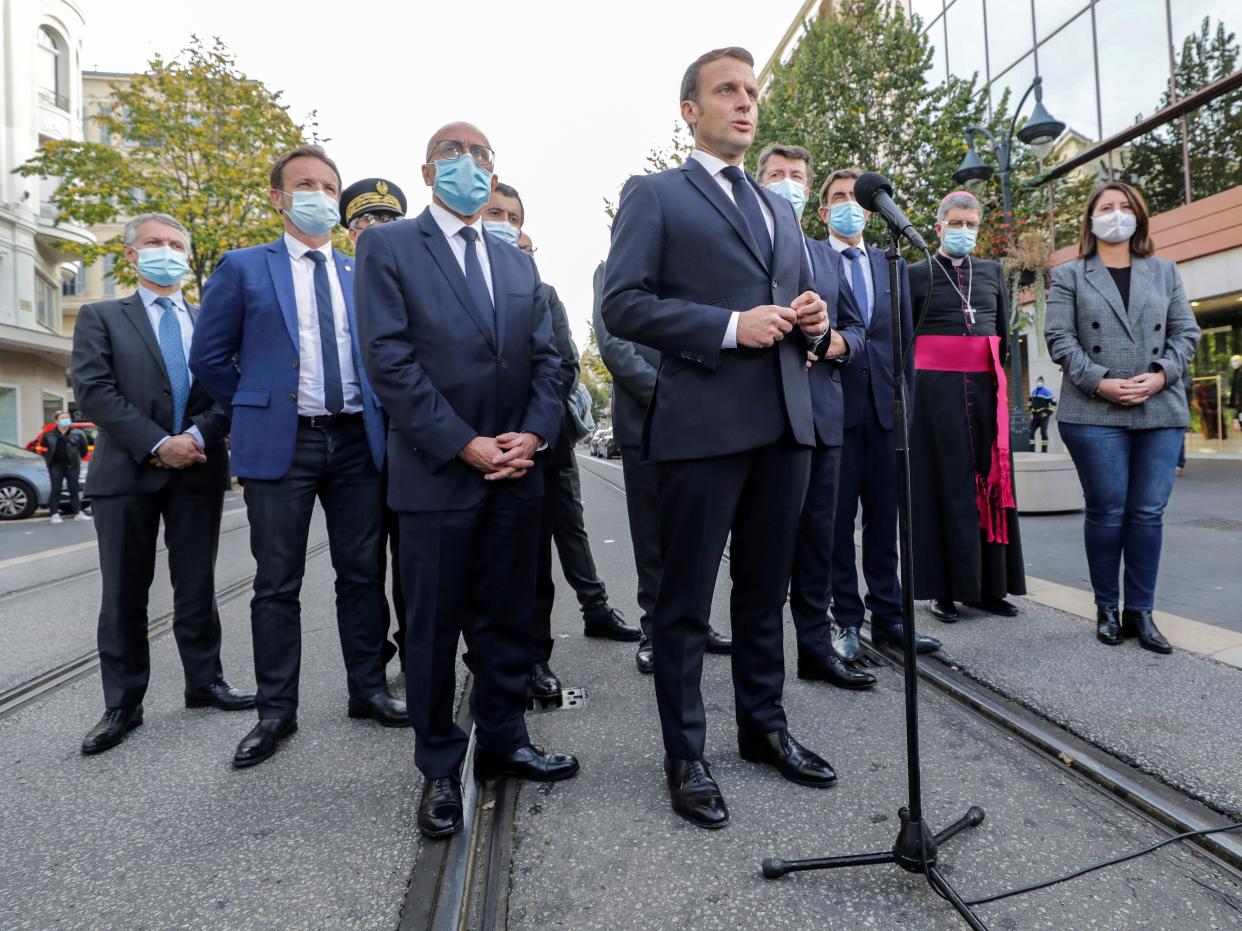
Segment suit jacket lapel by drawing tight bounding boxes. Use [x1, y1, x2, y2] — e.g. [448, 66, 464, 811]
[334, 252, 366, 374]
[416, 209, 497, 352]
[122, 293, 170, 383]
[681, 160, 769, 273]
[1084, 254, 1133, 340]
[264, 238, 301, 349]
[867, 247, 888, 332]
[1127, 256, 1153, 328]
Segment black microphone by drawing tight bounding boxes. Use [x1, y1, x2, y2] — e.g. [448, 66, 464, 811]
[853, 172, 928, 252]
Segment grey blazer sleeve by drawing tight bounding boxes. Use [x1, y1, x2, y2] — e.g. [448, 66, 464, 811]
[1150, 261, 1198, 388]
[1045, 262, 1109, 396]
[546, 284, 580, 402]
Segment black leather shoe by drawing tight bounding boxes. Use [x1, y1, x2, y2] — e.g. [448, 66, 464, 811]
[583, 606, 642, 642]
[81, 705, 143, 755]
[831, 625, 862, 662]
[185, 679, 256, 711]
[348, 689, 409, 727]
[635, 635, 654, 674]
[528, 661, 561, 699]
[931, 599, 960, 622]
[474, 743, 580, 782]
[969, 597, 1019, 617]
[232, 717, 297, 768]
[665, 756, 729, 829]
[872, 623, 942, 655]
[797, 651, 876, 690]
[418, 776, 463, 838]
[739, 728, 837, 788]
[706, 626, 733, 654]
[1096, 606, 1123, 646]
[1122, 608, 1172, 654]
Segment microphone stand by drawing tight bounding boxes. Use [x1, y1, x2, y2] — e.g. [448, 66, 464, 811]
[761, 227, 990, 930]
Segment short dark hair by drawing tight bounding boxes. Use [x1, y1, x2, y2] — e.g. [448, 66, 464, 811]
[755, 144, 814, 192]
[679, 46, 754, 129]
[818, 167, 863, 206]
[1077, 180, 1155, 260]
[269, 145, 342, 192]
[493, 182, 525, 227]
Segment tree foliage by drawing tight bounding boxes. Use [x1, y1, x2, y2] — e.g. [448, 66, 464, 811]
[578, 325, 614, 420]
[17, 36, 311, 297]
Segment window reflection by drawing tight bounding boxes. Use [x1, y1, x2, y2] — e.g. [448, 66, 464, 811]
[984, 0, 1034, 78]
[1169, 3, 1238, 95]
[946, 0, 989, 84]
[1121, 124, 1186, 214]
[929, 15, 949, 83]
[1185, 86, 1242, 203]
[912, 0, 944, 29]
[1095, 0, 1172, 138]
[990, 53, 1036, 121]
[1035, 10, 1100, 141]
[1034, 0, 1091, 41]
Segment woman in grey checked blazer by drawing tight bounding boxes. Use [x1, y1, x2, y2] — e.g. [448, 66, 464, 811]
[1045, 181, 1200, 654]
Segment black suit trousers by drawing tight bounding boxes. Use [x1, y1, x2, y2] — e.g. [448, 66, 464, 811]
[621, 445, 661, 634]
[242, 419, 385, 717]
[92, 476, 225, 708]
[789, 444, 843, 660]
[654, 440, 810, 760]
[400, 488, 538, 778]
[831, 401, 902, 630]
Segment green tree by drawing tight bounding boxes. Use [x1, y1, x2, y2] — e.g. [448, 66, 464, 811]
[749, 0, 1043, 259]
[1125, 16, 1241, 215]
[604, 122, 694, 220]
[17, 36, 310, 297]
[578, 326, 613, 421]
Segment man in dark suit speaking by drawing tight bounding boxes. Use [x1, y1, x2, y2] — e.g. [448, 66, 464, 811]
[603, 47, 837, 829]
[355, 122, 579, 840]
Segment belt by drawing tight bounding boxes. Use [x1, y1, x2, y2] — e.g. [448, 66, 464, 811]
[298, 412, 363, 429]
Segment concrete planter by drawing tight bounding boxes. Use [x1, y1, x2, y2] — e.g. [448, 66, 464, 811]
[1014, 452, 1084, 513]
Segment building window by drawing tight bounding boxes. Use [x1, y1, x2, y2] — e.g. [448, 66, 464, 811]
[37, 27, 69, 111]
[62, 271, 80, 296]
[0, 387, 18, 445]
[102, 254, 117, 297]
[42, 392, 65, 426]
[36, 277, 57, 330]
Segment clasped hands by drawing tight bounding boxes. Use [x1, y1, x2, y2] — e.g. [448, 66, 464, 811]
[148, 433, 207, 469]
[460, 432, 542, 481]
[736, 291, 829, 349]
[1096, 370, 1167, 406]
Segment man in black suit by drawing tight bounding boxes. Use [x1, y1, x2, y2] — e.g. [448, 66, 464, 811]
[754, 146, 876, 692]
[603, 47, 836, 829]
[72, 213, 255, 755]
[820, 169, 940, 660]
[592, 261, 732, 675]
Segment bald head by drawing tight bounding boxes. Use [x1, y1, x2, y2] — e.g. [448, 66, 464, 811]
[425, 121, 491, 161]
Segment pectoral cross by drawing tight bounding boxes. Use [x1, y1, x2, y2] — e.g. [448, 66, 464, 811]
[964, 306, 977, 326]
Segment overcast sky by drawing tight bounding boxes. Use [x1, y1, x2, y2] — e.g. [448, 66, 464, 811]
[80, 0, 808, 344]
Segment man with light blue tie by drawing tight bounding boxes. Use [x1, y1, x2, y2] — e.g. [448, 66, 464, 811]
[72, 213, 255, 756]
[191, 146, 404, 769]
[819, 168, 941, 661]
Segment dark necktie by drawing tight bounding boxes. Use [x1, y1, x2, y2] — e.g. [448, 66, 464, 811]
[457, 227, 496, 341]
[305, 250, 344, 414]
[842, 247, 870, 326]
[720, 165, 773, 270]
[154, 296, 190, 433]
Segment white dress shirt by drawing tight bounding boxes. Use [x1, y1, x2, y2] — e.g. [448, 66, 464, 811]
[283, 232, 362, 416]
[429, 202, 496, 302]
[137, 284, 203, 451]
[688, 149, 774, 350]
[829, 233, 875, 324]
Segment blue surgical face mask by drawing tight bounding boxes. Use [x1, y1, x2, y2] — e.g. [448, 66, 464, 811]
[136, 245, 191, 286]
[433, 155, 493, 217]
[942, 226, 978, 257]
[829, 201, 867, 238]
[58, 417, 72, 428]
[764, 178, 807, 217]
[483, 220, 520, 246]
[284, 190, 339, 236]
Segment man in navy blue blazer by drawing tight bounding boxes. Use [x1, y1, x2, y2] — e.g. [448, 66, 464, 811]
[190, 145, 404, 769]
[603, 47, 837, 829]
[819, 168, 941, 661]
[354, 122, 580, 840]
[755, 145, 876, 693]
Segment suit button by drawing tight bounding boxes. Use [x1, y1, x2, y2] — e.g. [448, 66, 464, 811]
[163, 389, 171, 396]
[293, 360, 300, 368]
[1092, 346, 1101, 353]
[865, 336, 871, 343]
[1154, 323, 1162, 331]
[288, 393, 297, 402]
[1152, 348, 1159, 355]
[1091, 321, 1100, 329]
[861, 368, 869, 376]
[772, 280, 778, 290]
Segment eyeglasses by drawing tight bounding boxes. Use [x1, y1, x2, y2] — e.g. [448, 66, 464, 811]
[941, 219, 981, 231]
[430, 140, 495, 168]
[350, 212, 401, 231]
[519, 244, 537, 255]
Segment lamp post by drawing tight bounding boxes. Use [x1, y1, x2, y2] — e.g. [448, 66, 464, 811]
[954, 75, 1065, 455]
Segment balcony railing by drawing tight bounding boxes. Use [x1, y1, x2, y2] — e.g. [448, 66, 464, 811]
[38, 87, 70, 111]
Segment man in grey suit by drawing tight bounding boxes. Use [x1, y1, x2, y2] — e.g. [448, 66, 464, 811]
[72, 213, 255, 756]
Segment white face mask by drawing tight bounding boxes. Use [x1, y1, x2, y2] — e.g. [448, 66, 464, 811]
[1091, 209, 1137, 244]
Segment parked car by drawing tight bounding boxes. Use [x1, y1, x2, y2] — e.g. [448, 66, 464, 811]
[589, 428, 619, 459]
[27, 421, 98, 461]
[0, 441, 91, 520]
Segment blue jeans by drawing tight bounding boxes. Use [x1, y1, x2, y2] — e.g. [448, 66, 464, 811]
[1058, 423, 1183, 611]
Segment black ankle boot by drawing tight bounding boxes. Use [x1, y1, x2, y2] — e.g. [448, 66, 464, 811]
[1121, 608, 1172, 654]
[1096, 606, 1122, 646]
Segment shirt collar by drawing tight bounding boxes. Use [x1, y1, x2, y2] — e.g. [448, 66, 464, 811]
[828, 234, 861, 255]
[284, 231, 333, 263]
[137, 284, 186, 310]
[689, 148, 736, 179]
[429, 201, 483, 242]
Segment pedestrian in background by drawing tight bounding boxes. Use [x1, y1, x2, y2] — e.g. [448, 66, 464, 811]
[1028, 377, 1056, 453]
[1044, 181, 1200, 654]
[42, 411, 90, 524]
